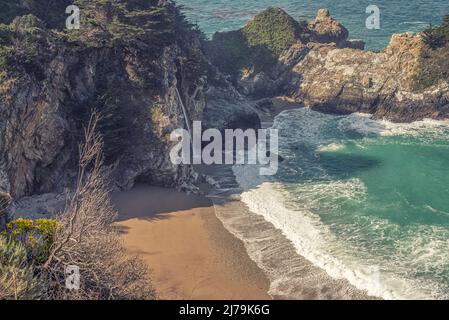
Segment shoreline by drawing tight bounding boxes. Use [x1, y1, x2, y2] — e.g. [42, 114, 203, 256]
[112, 103, 377, 300]
[112, 185, 271, 300]
[202, 164, 377, 300]
[112, 103, 443, 300]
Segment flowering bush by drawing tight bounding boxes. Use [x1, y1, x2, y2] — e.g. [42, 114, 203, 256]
[4, 218, 58, 264]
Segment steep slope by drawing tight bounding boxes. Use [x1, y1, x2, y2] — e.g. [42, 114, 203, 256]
[0, 0, 210, 197]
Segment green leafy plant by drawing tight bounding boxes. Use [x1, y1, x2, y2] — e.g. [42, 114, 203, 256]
[206, 7, 308, 78]
[413, 14, 449, 90]
[0, 235, 41, 300]
[242, 7, 305, 56]
[422, 15, 449, 49]
[5, 218, 58, 264]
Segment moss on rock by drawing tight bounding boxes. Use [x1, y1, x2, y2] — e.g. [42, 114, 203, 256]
[242, 7, 305, 56]
[206, 7, 308, 78]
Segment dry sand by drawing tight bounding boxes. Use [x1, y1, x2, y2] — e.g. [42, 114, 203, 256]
[112, 185, 271, 300]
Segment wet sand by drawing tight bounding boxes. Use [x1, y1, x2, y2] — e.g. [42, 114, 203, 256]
[112, 185, 271, 300]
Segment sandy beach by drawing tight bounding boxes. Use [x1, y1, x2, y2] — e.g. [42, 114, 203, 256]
[112, 185, 271, 300]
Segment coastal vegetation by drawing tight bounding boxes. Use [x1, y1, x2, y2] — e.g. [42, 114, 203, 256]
[0, 114, 155, 300]
[413, 14, 449, 90]
[205, 7, 308, 77]
[1, 0, 449, 301]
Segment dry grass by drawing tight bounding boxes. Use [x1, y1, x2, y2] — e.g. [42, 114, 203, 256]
[39, 112, 156, 300]
[0, 236, 41, 300]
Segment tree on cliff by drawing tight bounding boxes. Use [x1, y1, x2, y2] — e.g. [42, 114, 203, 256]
[413, 14, 449, 90]
[422, 14, 449, 49]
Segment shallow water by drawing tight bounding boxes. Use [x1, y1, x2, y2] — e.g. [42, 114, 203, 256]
[177, 0, 448, 51]
[234, 109, 449, 299]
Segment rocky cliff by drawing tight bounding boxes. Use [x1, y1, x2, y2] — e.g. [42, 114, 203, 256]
[0, 0, 261, 222]
[294, 33, 449, 121]
[0, 0, 211, 199]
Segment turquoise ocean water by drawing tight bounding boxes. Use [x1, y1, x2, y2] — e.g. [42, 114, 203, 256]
[178, 0, 448, 50]
[234, 109, 449, 299]
[179, 1, 449, 299]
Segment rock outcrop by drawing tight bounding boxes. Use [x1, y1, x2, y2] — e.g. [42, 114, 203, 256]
[308, 8, 349, 47]
[208, 7, 449, 122]
[295, 34, 449, 121]
[0, 0, 263, 215]
[0, 1, 210, 198]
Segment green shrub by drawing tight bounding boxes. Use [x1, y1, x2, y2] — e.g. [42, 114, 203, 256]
[242, 7, 304, 56]
[413, 14, 449, 90]
[5, 218, 58, 264]
[0, 235, 41, 299]
[207, 7, 307, 78]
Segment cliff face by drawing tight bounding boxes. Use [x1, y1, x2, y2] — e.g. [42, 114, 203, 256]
[0, 0, 261, 204]
[294, 33, 449, 121]
[209, 8, 449, 122]
[0, 0, 210, 198]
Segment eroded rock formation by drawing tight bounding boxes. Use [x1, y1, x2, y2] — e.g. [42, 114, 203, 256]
[209, 7, 449, 122]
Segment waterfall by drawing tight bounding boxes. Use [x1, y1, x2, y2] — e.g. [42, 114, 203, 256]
[175, 87, 192, 137]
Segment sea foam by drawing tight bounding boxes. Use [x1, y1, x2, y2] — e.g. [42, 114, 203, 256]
[230, 108, 449, 299]
[234, 164, 431, 300]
